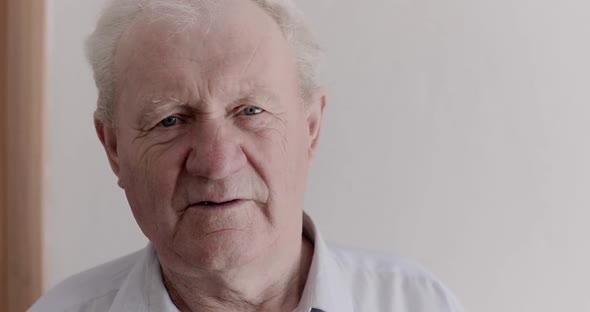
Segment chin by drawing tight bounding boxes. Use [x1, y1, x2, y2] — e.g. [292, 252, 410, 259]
[173, 229, 267, 272]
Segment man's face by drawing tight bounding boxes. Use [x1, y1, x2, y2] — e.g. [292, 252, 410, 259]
[98, 0, 325, 272]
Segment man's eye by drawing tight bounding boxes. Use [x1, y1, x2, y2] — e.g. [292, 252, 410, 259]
[160, 116, 178, 127]
[240, 106, 264, 116]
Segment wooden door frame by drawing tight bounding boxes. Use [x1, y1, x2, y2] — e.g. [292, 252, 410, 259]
[1, 0, 46, 311]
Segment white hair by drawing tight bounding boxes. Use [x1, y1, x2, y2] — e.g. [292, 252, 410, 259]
[86, 0, 323, 124]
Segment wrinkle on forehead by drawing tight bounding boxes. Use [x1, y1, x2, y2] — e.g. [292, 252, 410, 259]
[137, 1, 278, 49]
[240, 37, 265, 76]
[138, 0, 225, 36]
[116, 0, 283, 76]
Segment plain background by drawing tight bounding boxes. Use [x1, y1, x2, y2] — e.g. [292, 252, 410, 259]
[46, 0, 590, 311]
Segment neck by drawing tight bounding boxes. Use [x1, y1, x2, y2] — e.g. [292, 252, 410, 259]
[161, 236, 314, 312]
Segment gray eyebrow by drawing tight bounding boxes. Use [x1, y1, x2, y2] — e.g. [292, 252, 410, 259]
[136, 96, 185, 127]
[235, 84, 280, 105]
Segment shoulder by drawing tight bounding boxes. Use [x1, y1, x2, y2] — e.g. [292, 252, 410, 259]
[328, 244, 438, 279]
[28, 248, 145, 312]
[327, 245, 464, 312]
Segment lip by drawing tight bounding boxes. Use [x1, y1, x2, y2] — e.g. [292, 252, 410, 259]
[189, 199, 247, 209]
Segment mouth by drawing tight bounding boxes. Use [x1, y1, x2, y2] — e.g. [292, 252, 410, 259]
[190, 199, 246, 209]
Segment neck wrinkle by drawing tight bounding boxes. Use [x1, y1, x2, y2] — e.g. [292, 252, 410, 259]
[161, 235, 314, 312]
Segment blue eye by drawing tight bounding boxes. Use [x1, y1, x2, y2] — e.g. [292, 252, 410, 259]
[160, 116, 178, 127]
[241, 106, 264, 116]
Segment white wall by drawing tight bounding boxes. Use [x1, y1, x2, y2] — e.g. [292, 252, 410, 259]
[47, 1, 590, 312]
[46, 0, 147, 291]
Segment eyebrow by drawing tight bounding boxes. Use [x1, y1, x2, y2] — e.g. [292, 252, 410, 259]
[133, 96, 185, 128]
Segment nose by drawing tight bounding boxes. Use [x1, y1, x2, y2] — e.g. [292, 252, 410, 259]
[185, 120, 247, 180]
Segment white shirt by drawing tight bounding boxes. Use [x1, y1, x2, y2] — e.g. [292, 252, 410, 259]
[29, 213, 464, 312]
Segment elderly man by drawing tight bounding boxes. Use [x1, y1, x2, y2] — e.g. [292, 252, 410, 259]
[30, 0, 463, 311]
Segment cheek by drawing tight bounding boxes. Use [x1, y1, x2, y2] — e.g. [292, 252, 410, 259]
[245, 114, 310, 205]
[118, 135, 190, 231]
[286, 120, 312, 190]
[123, 144, 182, 192]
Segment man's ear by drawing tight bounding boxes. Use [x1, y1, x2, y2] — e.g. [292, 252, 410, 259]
[306, 87, 327, 164]
[94, 115, 124, 189]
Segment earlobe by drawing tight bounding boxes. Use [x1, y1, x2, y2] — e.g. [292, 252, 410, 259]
[307, 88, 327, 163]
[94, 116, 124, 188]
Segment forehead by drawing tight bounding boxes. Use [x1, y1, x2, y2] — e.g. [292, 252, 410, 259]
[113, 0, 295, 103]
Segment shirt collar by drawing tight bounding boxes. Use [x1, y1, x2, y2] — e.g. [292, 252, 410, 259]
[108, 242, 177, 312]
[299, 212, 354, 312]
[109, 212, 353, 312]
